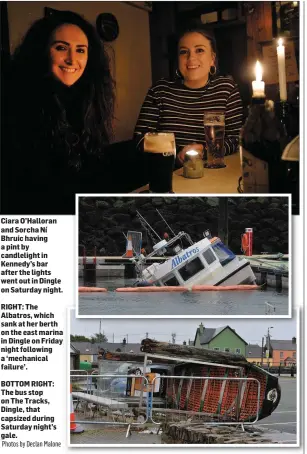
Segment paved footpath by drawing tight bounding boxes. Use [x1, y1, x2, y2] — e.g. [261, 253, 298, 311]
[70, 425, 294, 445]
[71, 425, 161, 445]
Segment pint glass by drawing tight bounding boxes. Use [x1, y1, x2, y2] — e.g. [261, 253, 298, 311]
[144, 132, 176, 192]
[204, 111, 226, 168]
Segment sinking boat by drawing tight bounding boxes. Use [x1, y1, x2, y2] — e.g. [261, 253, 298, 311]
[140, 338, 281, 422]
[129, 211, 256, 288]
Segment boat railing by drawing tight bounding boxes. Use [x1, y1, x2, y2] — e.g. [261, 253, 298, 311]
[141, 232, 197, 261]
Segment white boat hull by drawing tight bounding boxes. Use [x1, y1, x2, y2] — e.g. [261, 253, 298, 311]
[214, 263, 256, 286]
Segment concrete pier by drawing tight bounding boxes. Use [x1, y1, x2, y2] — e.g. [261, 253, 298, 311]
[78, 256, 165, 279]
[243, 256, 288, 290]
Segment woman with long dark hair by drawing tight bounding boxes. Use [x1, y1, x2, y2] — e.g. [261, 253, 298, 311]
[3, 9, 115, 213]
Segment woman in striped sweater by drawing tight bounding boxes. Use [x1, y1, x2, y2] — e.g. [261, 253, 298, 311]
[134, 23, 243, 167]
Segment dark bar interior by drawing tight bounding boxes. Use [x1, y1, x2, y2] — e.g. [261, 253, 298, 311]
[0, 2, 300, 214]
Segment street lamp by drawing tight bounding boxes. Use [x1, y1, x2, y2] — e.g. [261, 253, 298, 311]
[266, 327, 274, 368]
[267, 326, 274, 346]
[261, 327, 274, 367]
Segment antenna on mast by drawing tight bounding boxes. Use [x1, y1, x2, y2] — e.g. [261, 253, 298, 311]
[136, 210, 161, 241]
[156, 209, 176, 237]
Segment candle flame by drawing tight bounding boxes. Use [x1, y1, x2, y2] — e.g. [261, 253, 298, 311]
[278, 38, 283, 47]
[255, 60, 262, 82]
[186, 150, 198, 156]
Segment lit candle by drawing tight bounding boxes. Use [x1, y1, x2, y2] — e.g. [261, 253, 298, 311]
[184, 150, 204, 178]
[186, 150, 199, 157]
[252, 61, 265, 98]
[277, 38, 287, 101]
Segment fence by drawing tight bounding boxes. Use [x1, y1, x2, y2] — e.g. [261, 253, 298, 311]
[254, 362, 296, 376]
[123, 231, 142, 256]
[71, 373, 150, 430]
[70, 372, 261, 433]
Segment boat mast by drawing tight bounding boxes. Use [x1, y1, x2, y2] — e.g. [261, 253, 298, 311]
[156, 209, 176, 237]
[218, 198, 229, 245]
[136, 210, 161, 244]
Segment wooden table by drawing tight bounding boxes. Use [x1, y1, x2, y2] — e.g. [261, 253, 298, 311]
[134, 153, 241, 194]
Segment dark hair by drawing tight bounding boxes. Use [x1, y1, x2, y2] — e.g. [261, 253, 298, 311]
[11, 10, 115, 158]
[176, 20, 218, 76]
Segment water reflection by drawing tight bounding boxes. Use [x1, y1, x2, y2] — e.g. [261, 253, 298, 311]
[78, 277, 288, 317]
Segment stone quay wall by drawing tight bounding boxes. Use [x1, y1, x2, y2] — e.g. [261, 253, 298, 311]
[79, 197, 289, 257]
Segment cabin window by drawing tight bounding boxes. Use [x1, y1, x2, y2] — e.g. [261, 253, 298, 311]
[224, 347, 230, 353]
[235, 348, 241, 354]
[178, 257, 204, 281]
[280, 352, 284, 358]
[162, 275, 180, 286]
[212, 243, 236, 266]
[213, 347, 220, 351]
[202, 248, 216, 265]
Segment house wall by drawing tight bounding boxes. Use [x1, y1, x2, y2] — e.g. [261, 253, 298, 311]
[7, 1, 152, 143]
[195, 328, 246, 355]
[80, 354, 93, 363]
[272, 349, 296, 365]
[208, 329, 246, 355]
[246, 357, 263, 365]
[194, 331, 204, 348]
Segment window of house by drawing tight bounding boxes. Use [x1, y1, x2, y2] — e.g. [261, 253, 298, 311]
[235, 348, 241, 354]
[178, 257, 204, 281]
[202, 248, 216, 265]
[212, 243, 236, 266]
[162, 274, 180, 286]
[213, 347, 220, 351]
[293, 352, 296, 358]
[280, 352, 284, 358]
[224, 347, 230, 353]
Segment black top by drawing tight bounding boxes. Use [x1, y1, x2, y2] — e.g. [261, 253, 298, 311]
[134, 76, 243, 156]
[2, 77, 106, 214]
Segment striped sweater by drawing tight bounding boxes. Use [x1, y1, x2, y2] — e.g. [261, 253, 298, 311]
[134, 76, 243, 156]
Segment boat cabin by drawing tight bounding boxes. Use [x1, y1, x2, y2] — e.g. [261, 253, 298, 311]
[142, 237, 238, 287]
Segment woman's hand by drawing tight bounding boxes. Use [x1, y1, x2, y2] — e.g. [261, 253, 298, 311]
[176, 143, 204, 166]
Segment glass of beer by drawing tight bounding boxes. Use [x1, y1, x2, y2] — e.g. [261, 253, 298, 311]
[204, 111, 226, 168]
[144, 132, 176, 192]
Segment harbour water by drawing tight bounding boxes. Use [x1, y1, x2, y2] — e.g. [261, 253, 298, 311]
[78, 278, 289, 317]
